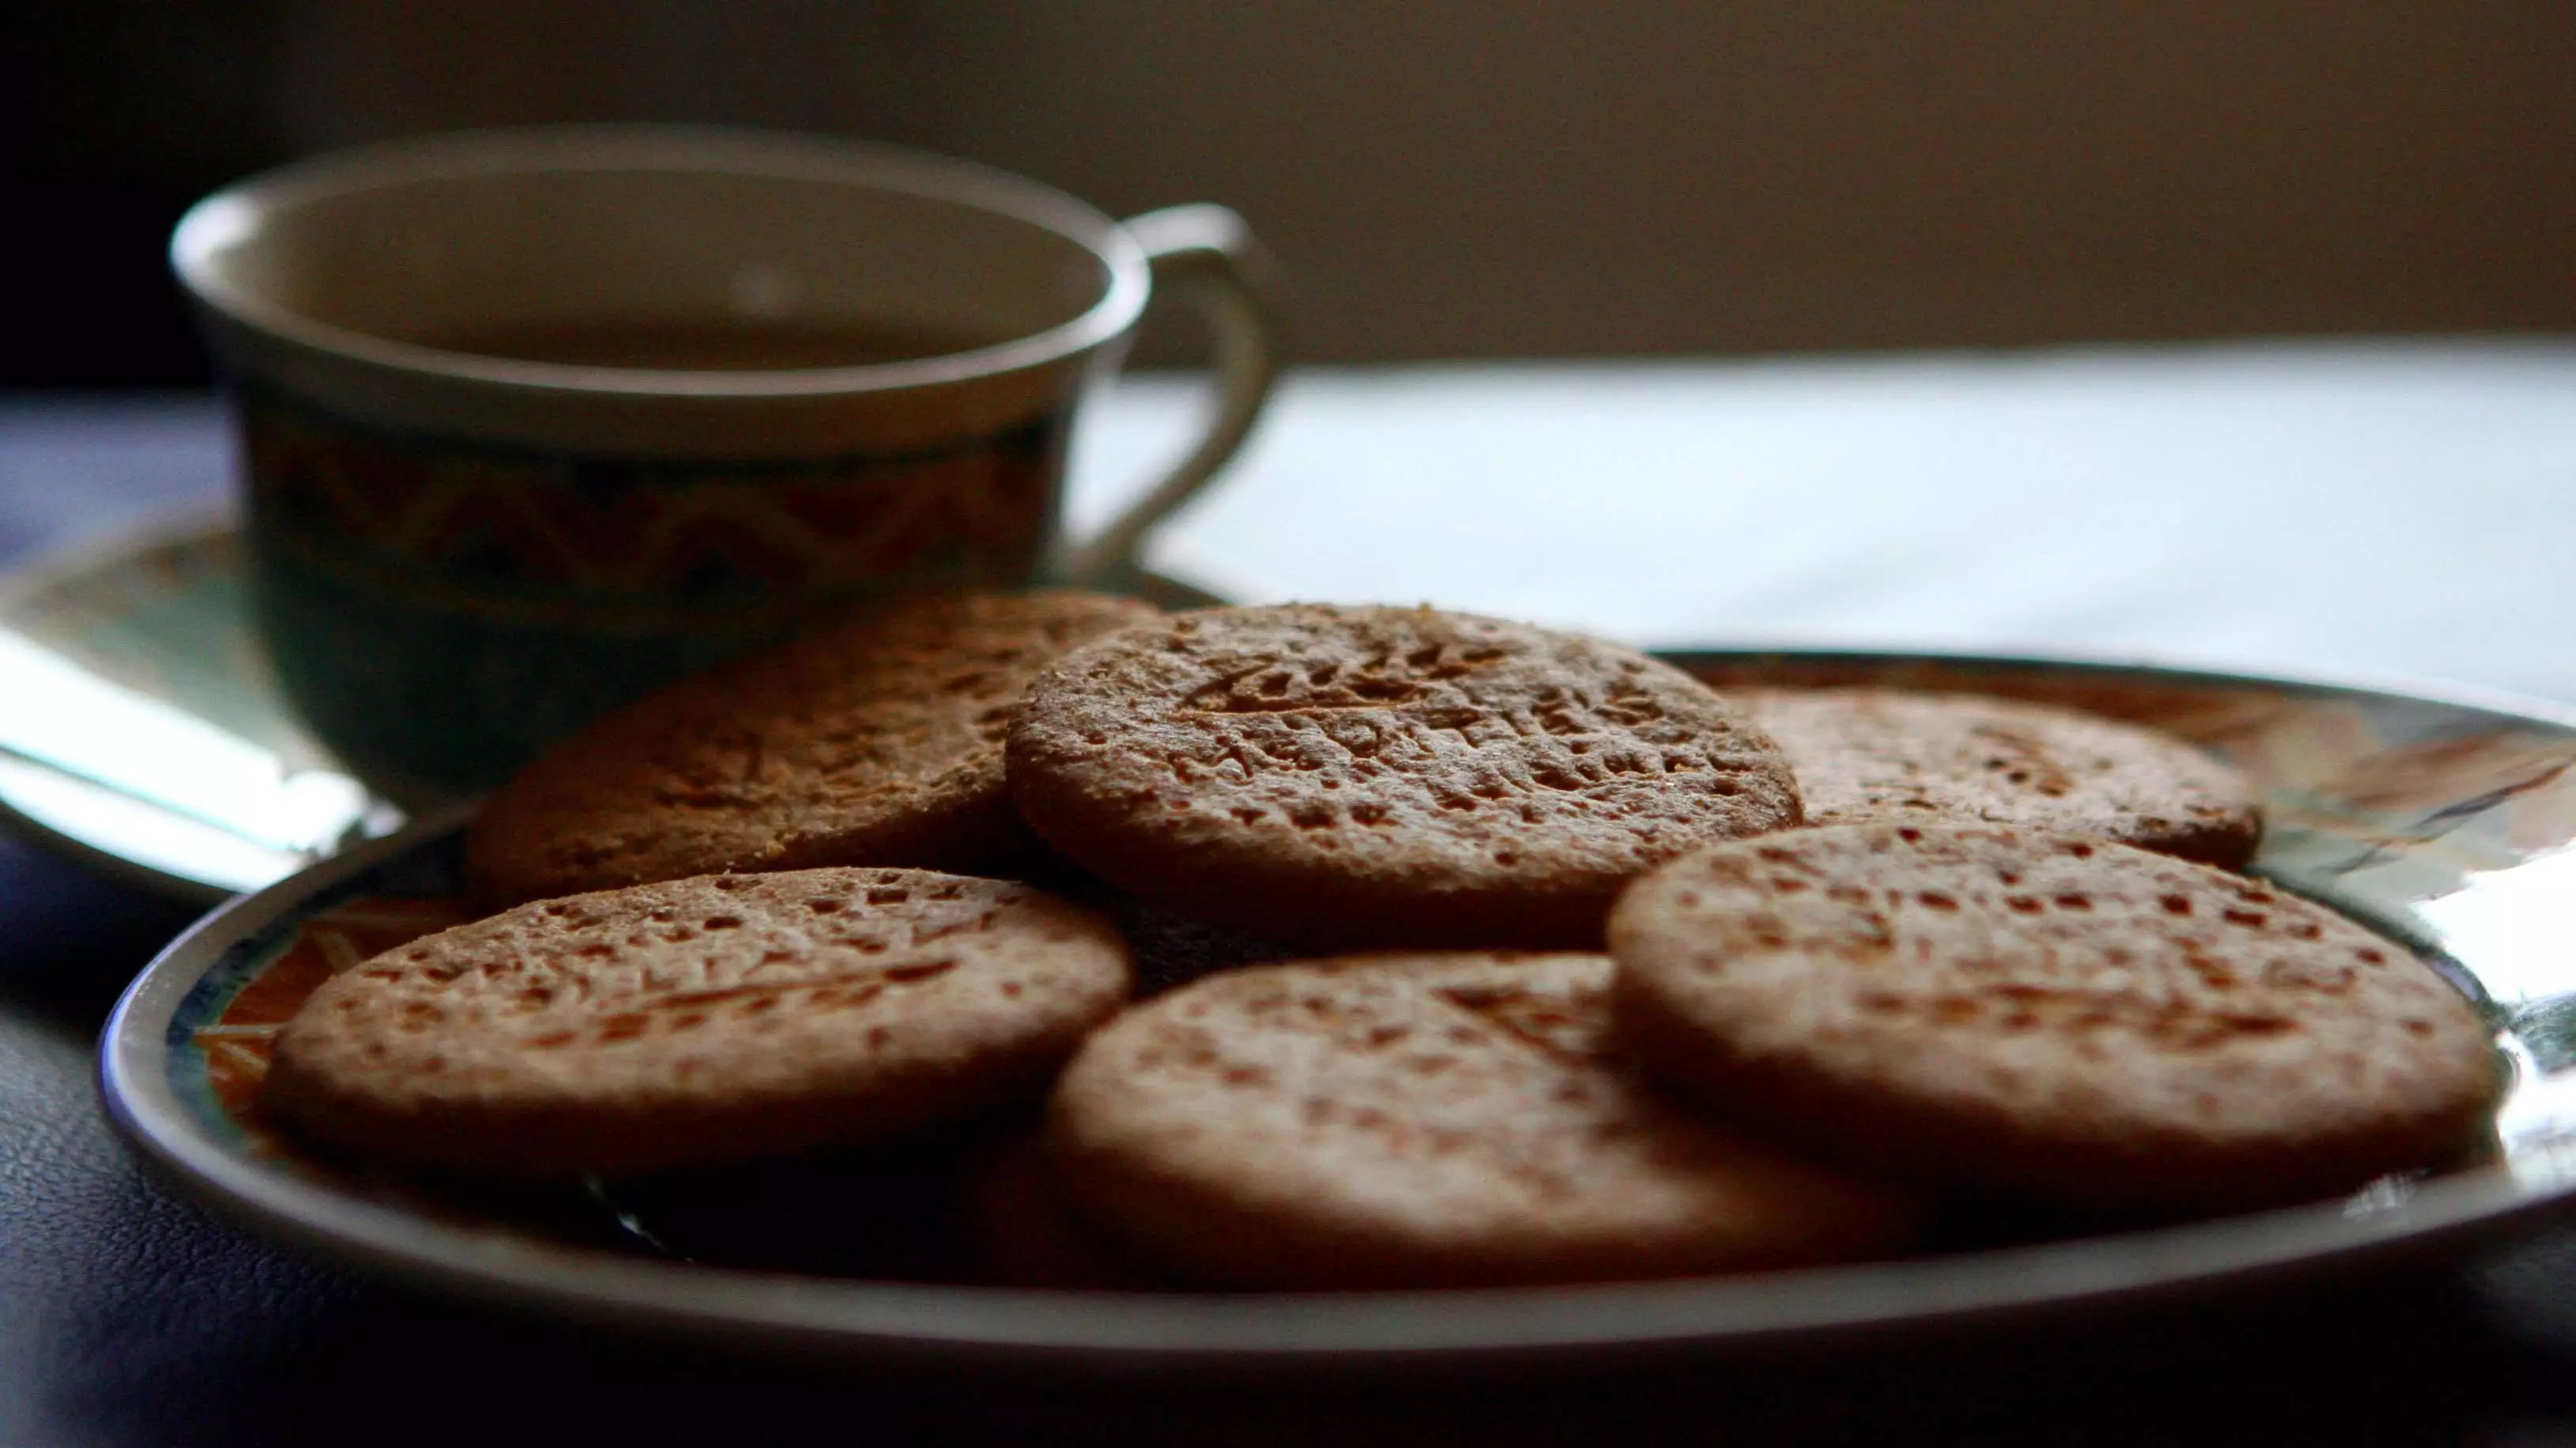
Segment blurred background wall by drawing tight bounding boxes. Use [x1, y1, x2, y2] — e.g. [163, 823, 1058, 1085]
[9, 1, 2573, 385]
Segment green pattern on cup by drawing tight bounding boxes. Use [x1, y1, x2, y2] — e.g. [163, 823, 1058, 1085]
[240, 393, 1069, 801]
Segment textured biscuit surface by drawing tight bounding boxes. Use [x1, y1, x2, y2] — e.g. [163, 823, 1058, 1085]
[1610, 824, 2500, 1216]
[266, 868, 1131, 1175]
[465, 591, 1159, 905]
[1736, 687, 2262, 869]
[1047, 953, 1909, 1288]
[1007, 605, 1802, 948]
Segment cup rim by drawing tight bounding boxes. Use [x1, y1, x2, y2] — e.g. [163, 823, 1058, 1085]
[169, 125, 1152, 398]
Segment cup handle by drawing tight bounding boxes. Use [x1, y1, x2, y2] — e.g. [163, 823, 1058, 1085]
[1059, 204, 1284, 592]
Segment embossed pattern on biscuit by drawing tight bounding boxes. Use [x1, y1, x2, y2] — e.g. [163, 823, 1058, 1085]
[1734, 687, 2262, 869]
[264, 867, 1131, 1175]
[1047, 953, 1909, 1288]
[465, 590, 1162, 905]
[1007, 605, 1802, 949]
[1610, 824, 2501, 1217]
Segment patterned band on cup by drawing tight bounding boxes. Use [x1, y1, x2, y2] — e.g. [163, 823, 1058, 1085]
[235, 389, 1074, 798]
[240, 389, 1066, 635]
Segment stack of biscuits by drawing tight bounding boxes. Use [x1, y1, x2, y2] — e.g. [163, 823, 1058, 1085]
[263, 594, 2503, 1291]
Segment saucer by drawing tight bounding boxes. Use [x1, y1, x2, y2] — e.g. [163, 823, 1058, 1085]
[0, 513, 1221, 905]
[0, 513, 380, 903]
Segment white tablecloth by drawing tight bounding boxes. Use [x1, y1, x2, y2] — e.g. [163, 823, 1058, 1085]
[1070, 340, 2576, 702]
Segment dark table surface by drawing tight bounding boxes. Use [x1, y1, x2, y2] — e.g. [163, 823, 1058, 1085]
[11, 359, 2576, 1445]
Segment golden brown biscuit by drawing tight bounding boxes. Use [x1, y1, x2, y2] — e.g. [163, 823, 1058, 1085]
[1610, 824, 2500, 1217]
[1007, 604, 1802, 949]
[1734, 686, 2262, 869]
[465, 590, 1159, 906]
[265, 868, 1131, 1175]
[1047, 952, 1911, 1288]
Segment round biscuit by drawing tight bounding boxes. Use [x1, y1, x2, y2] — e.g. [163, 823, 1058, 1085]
[465, 590, 1160, 905]
[265, 868, 1132, 1175]
[1046, 953, 1911, 1288]
[1007, 604, 1802, 948]
[1734, 687, 2262, 869]
[1609, 824, 2502, 1217]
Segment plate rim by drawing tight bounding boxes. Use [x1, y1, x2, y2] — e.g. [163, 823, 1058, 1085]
[94, 647, 2576, 1367]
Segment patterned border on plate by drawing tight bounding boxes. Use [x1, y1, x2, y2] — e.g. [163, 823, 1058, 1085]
[164, 833, 473, 1157]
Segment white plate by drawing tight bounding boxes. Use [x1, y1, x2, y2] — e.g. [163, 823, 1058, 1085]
[99, 649, 2576, 1366]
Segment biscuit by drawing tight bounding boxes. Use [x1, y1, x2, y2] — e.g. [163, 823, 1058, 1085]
[1734, 686, 2262, 869]
[265, 868, 1132, 1175]
[1007, 604, 1802, 949]
[992, 850, 1304, 998]
[1046, 953, 1911, 1288]
[1609, 824, 2500, 1217]
[465, 590, 1160, 906]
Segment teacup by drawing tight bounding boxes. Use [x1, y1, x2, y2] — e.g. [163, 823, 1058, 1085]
[171, 126, 1279, 806]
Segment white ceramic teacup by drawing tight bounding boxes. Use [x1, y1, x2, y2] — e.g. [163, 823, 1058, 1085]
[171, 126, 1279, 803]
